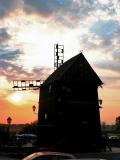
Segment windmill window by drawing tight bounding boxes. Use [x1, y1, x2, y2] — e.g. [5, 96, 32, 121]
[66, 88, 71, 97]
[79, 64, 83, 67]
[58, 112, 64, 117]
[81, 121, 88, 125]
[58, 97, 62, 102]
[45, 113, 48, 120]
[62, 86, 66, 90]
[48, 84, 52, 93]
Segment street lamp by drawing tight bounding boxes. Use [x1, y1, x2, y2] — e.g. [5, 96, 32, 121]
[32, 105, 36, 112]
[32, 105, 38, 114]
[7, 117, 12, 145]
[7, 117, 12, 125]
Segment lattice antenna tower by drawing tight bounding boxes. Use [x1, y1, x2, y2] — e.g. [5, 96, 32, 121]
[54, 44, 64, 71]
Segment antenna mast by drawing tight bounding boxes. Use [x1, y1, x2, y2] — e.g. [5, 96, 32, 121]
[54, 44, 64, 71]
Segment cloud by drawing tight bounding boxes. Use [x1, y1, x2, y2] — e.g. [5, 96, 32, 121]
[96, 59, 120, 72]
[0, 0, 120, 81]
[0, 49, 22, 62]
[23, 0, 61, 15]
[0, 0, 22, 18]
[101, 75, 120, 89]
[0, 80, 11, 98]
[112, 51, 120, 62]
[22, 0, 120, 29]
[0, 0, 119, 28]
[102, 76, 120, 82]
[0, 56, 52, 81]
[90, 20, 119, 40]
[79, 17, 120, 74]
[88, 20, 120, 51]
[0, 28, 11, 47]
[23, 0, 95, 27]
[0, 28, 10, 42]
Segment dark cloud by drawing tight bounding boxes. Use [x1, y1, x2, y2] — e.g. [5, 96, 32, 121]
[0, 49, 23, 80]
[23, 0, 95, 17]
[0, 61, 52, 81]
[0, 49, 22, 61]
[0, 48, 52, 81]
[0, 28, 11, 43]
[24, 0, 61, 15]
[23, 0, 95, 27]
[23, 0, 119, 28]
[0, 0, 21, 18]
[95, 1, 117, 16]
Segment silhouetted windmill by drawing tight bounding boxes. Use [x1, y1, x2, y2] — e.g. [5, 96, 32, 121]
[37, 52, 103, 152]
[13, 44, 103, 152]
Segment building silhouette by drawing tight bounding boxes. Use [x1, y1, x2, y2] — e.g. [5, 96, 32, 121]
[38, 53, 103, 152]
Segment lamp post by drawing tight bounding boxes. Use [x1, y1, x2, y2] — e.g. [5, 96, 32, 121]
[32, 105, 38, 115]
[32, 105, 36, 112]
[7, 117, 12, 145]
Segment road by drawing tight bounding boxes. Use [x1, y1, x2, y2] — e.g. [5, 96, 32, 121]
[0, 155, 18, 160]
[76, 147, 120, 160]
[0, 153, 20, 160]
[0, 147, 120, 160]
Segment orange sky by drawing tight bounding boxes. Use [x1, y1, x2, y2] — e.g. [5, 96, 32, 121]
[0, 67, 119, 125]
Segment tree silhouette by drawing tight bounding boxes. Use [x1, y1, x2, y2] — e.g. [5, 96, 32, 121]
[19, 121, 37, 134]
[0, 124, 9, 146]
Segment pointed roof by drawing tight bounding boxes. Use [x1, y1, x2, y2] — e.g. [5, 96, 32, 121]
[43, 53, 103, 86]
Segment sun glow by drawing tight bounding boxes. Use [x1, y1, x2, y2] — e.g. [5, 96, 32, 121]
[8, 92, 22, 104]
[4, 12, 81, 71]
[7, 91, 39, 107]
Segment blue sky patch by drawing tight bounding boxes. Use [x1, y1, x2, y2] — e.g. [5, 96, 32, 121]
[90, 20, 119, 40]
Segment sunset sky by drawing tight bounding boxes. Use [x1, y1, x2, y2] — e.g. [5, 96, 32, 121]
[0, 0, 120, 124]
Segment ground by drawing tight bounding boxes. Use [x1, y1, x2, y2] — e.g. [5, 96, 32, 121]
[76, 147, 120, 160]
[1, 147, 120, 160]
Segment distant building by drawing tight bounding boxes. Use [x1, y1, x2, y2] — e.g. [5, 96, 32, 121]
[38, 53, 103, 152]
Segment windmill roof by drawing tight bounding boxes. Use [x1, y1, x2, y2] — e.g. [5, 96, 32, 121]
[43, 53, 103, 86]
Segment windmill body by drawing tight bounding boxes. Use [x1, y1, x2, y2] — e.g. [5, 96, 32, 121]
[38, 53, 103, 152]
